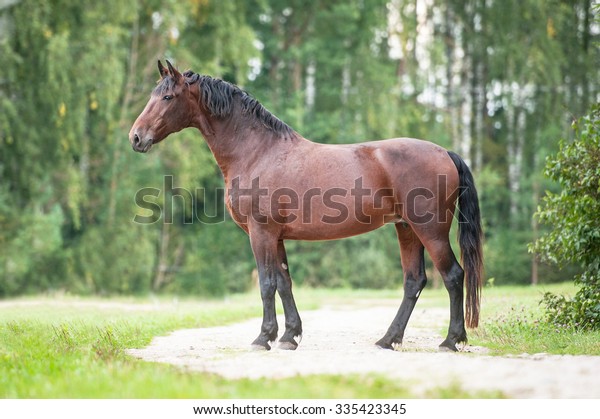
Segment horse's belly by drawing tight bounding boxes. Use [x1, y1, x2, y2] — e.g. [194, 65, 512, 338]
[281, 217, 389, 241]
[277, 198, 398, 240]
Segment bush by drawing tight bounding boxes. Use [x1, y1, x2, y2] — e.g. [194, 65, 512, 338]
[531, 104, 600, 330]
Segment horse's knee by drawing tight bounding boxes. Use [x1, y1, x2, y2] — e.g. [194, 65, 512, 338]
[404, 272, 427, 298]
[259, 275, 277, 300]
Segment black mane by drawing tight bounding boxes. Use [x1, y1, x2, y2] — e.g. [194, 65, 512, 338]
[174, 71, 296, 137]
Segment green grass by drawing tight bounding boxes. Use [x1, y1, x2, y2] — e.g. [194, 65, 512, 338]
[0, 293, 417, 398]
[1, 284, 598, 398]
[470, 283, 600, 355]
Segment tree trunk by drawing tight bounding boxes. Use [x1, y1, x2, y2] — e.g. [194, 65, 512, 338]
[108, 16, 139, 226]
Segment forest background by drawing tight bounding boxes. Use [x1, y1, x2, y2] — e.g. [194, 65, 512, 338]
[0, 0, 598, 297]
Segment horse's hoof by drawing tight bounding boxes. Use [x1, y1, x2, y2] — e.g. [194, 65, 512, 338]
[438, 339, 458, 352]
[278, 340, 298, 350]
[250, 342, 271, 351]
[375, 339, 395, 350]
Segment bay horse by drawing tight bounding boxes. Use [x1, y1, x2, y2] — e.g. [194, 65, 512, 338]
[130, 60, 483, 352]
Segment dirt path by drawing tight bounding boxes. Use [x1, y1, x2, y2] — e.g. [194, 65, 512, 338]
[127, 304, 600, 398]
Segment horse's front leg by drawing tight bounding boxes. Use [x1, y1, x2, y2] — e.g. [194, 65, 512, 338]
[276, 240, 302, 350]
[249, 231, 279, 350]
[249, 232, 302, 350]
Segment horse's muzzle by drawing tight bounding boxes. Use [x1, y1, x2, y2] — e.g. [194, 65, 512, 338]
[131, 132, 153, 153]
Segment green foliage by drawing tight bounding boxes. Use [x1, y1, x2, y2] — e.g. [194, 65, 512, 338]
[485, 230, 533, 284]
[287, 230, 401, 289]
[0, 1, 598, 296]
[531, 105, 600, 329]
[540, 289, 600, 331]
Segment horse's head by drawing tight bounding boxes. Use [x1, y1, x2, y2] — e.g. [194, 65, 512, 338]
[129, 60, 196, 153]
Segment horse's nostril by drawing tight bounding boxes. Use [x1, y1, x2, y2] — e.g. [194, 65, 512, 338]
[131, 132, 152, 153]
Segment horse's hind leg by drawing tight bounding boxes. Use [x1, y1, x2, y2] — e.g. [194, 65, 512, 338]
[424, 238, 467, 352]
[376, 223, 427, 350]
[276, 240, 302, 350]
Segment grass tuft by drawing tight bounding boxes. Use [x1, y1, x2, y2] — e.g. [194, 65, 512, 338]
[52, 324, 77, 352]
[472, 303, 600, 355]
[92, 325, 122, 360]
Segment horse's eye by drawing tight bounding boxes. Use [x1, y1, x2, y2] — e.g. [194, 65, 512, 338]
[163, 95, 173, 101]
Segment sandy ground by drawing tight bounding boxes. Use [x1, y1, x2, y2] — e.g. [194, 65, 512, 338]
[127, 304, 600, 398]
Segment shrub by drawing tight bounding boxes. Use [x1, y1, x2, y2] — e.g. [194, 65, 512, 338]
[531, 104, 600, 330]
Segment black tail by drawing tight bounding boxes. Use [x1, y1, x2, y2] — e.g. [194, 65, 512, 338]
[447, 151, 483, 328]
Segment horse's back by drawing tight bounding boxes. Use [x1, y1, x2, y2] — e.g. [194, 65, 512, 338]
[294, 136, 459, 204]
[331, 137, 459, 191]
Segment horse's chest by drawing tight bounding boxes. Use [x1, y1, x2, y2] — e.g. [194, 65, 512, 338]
[225, 188, 249, 231]
[225, 177, 275, 232]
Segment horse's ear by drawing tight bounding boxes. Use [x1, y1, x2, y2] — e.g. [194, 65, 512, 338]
[158, 60, 170, 79]
[166, 60, 183, 82]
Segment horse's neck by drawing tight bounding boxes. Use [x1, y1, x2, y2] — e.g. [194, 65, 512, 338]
[193, 119, 236, 179]
[194, 116, 285, 183]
